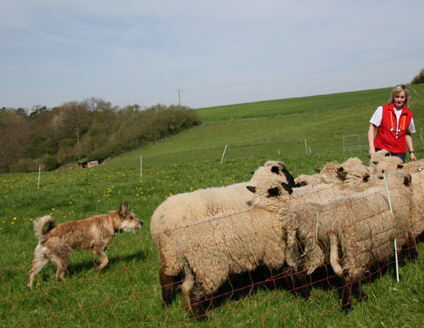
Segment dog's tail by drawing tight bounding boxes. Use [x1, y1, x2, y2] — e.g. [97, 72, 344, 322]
[33, 215, 56, 243]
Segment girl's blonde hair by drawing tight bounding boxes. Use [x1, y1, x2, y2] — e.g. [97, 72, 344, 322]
[389, 84, 410, 105]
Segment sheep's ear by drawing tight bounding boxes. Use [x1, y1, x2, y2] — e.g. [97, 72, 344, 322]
[362, 173, 370, 182]
[247, 186, 256, 193]
[385, 152, 391, 157]
[404, 174, 412, 186]
[337, 167, 347, 180]
[267, 187, 280, 197]
[281, 182, 293, 195]
[271, 166, 280, 174]
[282, 167, 295, 187]
[397, 164, 404, 169]
[315, 168, 321, 173]
[373, 161, 378, 165]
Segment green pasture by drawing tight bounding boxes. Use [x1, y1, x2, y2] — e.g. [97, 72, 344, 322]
[1, 85, 424, 327]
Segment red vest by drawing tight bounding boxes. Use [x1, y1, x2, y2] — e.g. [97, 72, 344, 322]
[374, 103, 413, 153]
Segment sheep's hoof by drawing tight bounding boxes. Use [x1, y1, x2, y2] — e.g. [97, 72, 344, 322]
[191, 299, 209, 320]
[357, 291, 368, 302]
[341, 303, 352, 314]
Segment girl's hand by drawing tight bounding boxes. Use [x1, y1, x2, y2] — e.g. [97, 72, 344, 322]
[411, 153, 418, 161]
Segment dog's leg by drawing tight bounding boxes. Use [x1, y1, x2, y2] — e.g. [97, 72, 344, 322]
[51, 252, 69, 281]
[27, 246, 49, 289]
[93, 248, 109, 270]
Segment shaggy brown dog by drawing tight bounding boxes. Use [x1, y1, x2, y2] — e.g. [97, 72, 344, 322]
[27, 203, 142, 288]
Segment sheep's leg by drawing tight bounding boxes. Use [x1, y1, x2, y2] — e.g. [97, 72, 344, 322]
[405, 234, 418, 262]
[340, 280, 353, 314]
[181, 262, 210, 319]
[294, 271, 311, 300]
[352, 281, 368, 301]
[190, 281, 210, 320]
[181, 264, 194, 310]
[160, 265, 176, 306]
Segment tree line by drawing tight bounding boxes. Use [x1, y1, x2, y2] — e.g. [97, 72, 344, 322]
[411, 68, 424, 85]
[0, 98, 201, 173]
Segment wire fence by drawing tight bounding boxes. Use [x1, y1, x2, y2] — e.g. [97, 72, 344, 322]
[1, 159, 424, 327]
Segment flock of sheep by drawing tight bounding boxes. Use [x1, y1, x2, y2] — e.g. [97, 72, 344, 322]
[150, 151, 424, 318]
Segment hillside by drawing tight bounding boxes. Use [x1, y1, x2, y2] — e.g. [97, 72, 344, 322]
[1, 85, 424, 327]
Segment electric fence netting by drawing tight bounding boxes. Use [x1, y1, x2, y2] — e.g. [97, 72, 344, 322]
[1, 152, 424, 327]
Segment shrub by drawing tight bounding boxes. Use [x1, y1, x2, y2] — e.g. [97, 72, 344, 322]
[411, 68, 424, 84]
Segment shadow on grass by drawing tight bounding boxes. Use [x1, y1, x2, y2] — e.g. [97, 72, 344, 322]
[66, 250, 147, 277]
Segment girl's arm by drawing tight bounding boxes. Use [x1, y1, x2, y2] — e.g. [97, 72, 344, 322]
[406, 133, 417, 161]
[368, 124, 377, 156]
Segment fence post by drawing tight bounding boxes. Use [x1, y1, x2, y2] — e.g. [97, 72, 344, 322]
[394, 239, 400, 282]
[37, 165, 41, 190]
[220, 145, 228, 164]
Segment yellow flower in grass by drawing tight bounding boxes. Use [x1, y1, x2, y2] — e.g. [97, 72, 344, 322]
[13, 217, 17, 220]
[11, 222, 14, 225]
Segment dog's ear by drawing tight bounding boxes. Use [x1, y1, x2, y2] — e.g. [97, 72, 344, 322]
[119, 203, 129, 217]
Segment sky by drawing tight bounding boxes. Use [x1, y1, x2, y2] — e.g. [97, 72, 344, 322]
[1, 0, 424, 110]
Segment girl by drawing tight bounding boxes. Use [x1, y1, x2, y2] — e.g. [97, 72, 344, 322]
[368, 84, 417, 162]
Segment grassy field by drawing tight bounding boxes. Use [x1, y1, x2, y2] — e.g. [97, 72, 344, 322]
[1, 85, 424, 327]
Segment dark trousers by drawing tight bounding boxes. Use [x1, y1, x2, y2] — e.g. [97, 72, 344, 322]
[375, 148, 406, 163]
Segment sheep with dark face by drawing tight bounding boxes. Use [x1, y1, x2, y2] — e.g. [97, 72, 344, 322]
[150, 161, 292, 306]
[295, 157, 371, 192]
[252, 167, 416, 312]
[369, 153, 424, 238]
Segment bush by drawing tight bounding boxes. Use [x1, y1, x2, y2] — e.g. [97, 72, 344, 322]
[411, 68, 424, 84]
[0, 101, 201, 172]
[43, 155, 60, 171]
[8, 158, 38, 173]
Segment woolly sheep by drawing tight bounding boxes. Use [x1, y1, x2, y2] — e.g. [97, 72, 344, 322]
[150, 160, 292, 305]
[254, 168, 416, 311]
[295, 157, 371, 192]
[368, 153, 424, 238]
[161, 169, 299, 317]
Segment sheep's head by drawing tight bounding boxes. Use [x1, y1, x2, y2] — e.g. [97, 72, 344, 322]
[249, 160, 295, 187]
[369, 149, 391, 171]
[337, 158, 371, 185]
[247, 168, 296, 210]
[373, 156, 403, 179]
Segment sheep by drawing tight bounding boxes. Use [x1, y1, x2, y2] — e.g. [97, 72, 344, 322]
[368, 153, 424, 238]
[295, 157, 371, 192]
[253, 168, 416, 312]
[150, 160, 292, 306]
[178, 195, 289, 318]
